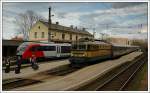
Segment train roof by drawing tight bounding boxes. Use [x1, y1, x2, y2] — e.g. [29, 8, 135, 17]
[20, 42, 71, 46]
[112, 44, 139, 47]
[74, 41, 111, 45]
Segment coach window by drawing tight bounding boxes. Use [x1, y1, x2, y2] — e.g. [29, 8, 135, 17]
[34, 32, 37, 38]
[61, 46, 71, 53]
[42, 32, 44, 38]
[46, 46, 56, 51]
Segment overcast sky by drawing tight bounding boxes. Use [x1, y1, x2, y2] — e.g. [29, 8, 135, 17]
[2, 2, 148, 40]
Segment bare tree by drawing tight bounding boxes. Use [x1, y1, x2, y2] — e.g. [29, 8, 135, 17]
[14, 10, 45, 40]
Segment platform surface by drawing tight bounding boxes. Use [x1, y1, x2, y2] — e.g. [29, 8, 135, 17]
[2, 59, 69, 80]
[13, 52, 143, 91]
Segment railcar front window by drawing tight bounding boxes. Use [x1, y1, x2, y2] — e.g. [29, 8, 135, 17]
[20, 47, 27, 52]
[17, 43, 28, 52]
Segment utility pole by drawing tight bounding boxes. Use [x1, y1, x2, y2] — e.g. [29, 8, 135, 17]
[100, 33, 105, 40]
[140, 24, 142, 33]
[138, 24, 142, 34]
[48, 7, 52, 42]
[93, 28, 96, 39]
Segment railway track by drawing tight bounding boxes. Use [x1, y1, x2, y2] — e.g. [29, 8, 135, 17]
[77, 53, 147, 91]
[2, 64, 81, 90]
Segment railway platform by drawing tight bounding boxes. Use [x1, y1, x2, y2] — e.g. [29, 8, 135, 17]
[13, 51, 143, 91]
[2, 59, 69, 80]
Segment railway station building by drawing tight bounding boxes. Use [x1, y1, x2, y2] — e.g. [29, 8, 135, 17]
[29, 20, 93, 43]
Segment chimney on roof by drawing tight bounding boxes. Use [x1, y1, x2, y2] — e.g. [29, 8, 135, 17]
[70, 25, 73, 29]
[56, 22, 59, 25]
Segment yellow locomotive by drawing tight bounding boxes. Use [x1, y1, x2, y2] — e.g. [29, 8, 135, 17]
[69, 38, 139, 65]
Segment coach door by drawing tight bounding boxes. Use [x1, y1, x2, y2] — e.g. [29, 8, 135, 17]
[56, 45, 61, 57]
[44, 46, 56, 58]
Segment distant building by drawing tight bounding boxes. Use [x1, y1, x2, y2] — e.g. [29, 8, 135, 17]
[29, 20, 93, 43]
[2, 40, 24, 57]
[107, 37, 132, 45]
[11, 36, 23, 41]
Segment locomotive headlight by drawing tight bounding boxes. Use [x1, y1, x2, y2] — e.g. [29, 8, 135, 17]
[71, 53, 73, 56]
[82, 53, 86, 57]
[82, 54, 85, 56]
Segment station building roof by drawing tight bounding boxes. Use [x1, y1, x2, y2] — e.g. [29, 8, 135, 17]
[39, 20, 93, 36]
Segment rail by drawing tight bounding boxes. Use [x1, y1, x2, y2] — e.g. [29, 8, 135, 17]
[3, 64, 81, 90]
[76, 53, 146, 91]
[94, 54, 146, 91]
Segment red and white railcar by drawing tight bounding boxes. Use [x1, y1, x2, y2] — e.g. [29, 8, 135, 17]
[16, 42, 71, 63]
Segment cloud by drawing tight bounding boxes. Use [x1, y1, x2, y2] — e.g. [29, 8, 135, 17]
[111, 2, 146, 9]
[2, 2, 148, 40]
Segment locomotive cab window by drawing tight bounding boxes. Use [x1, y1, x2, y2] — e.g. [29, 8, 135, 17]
[78, 45, 86, 50]
[72, 44, 77, 50]
[71, 44, 86, 50]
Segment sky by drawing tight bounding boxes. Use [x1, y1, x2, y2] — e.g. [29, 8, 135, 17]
[2, 2, 148, 40]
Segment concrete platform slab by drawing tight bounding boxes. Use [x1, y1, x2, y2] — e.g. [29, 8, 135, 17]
[2, 60, 69, 80]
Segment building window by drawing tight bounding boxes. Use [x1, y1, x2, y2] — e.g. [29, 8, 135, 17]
[70, 34, 72, 40]
[127, 41, 130, 45]
[34, 32, 37, 38]
[62, 33, 65, 40]
[42, 32, 44, 38]
[38, 26, 40, 29]
[76, 35, 78, 40]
